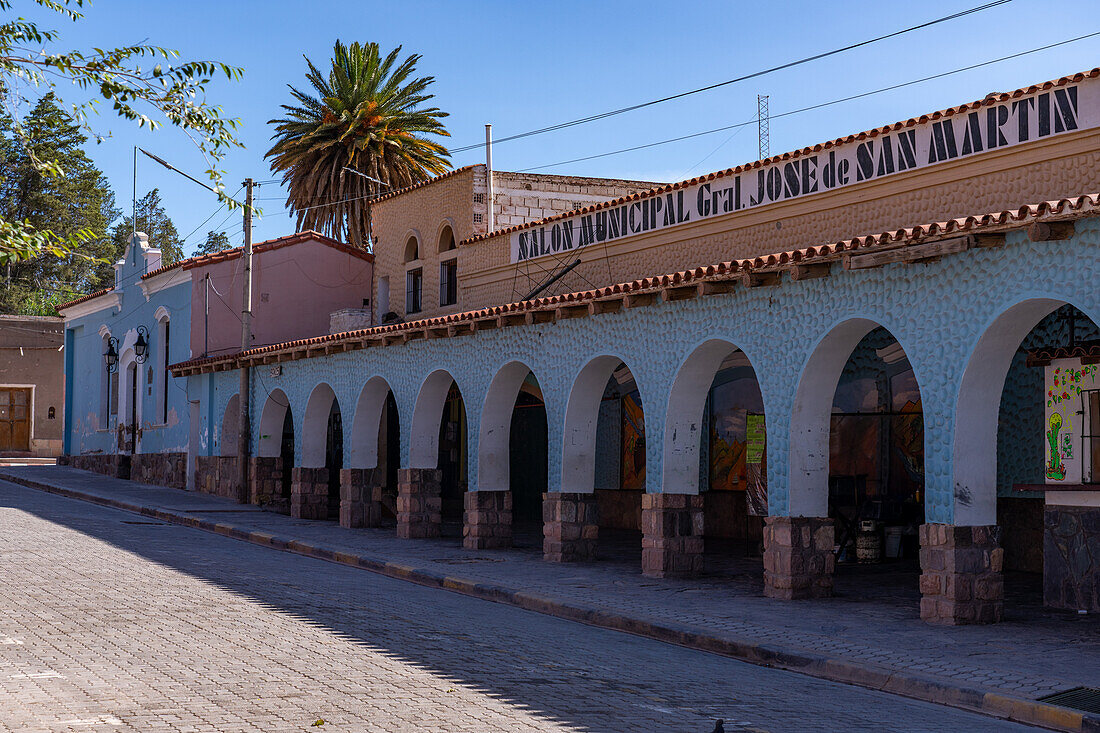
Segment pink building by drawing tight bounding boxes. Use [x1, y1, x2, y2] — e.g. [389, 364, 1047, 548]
[183, 232, 374, 358]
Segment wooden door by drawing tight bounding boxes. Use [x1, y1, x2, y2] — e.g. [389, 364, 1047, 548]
[0, 388, 31, 452]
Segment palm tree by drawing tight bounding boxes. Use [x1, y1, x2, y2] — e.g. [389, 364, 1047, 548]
[266, 41, 451, 249]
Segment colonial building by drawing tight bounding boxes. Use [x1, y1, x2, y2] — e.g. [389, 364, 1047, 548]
[0, 315, 63, 457]
[69, 66, 1100, 623]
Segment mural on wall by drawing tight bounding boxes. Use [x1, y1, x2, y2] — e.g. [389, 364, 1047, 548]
[1045, 360, 1099, 482]
[620, 390, 645, 490]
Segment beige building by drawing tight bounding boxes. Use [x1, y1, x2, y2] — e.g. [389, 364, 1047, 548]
[0, 315, 64, 456]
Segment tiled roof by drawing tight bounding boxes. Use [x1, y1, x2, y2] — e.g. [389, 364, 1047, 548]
[1027, 343, 1100, 366]
[56, 287, 112, 313]
[461, 67, 1100, 247]
[170, 192, 1100, 376]
[370, 165, 477, 205]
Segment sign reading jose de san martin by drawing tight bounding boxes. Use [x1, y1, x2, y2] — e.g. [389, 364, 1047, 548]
[511, 79, 1099, 264]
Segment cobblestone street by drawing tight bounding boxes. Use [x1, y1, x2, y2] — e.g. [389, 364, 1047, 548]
[0, 480, 1044, 732]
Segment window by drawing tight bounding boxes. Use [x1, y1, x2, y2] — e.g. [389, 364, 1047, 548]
[161, 318, 171, 423]
[403, 236, 419, 263]
[406, 268, 423, 314]
[440, 259, 457, 306]
[438, 224, 455, 253]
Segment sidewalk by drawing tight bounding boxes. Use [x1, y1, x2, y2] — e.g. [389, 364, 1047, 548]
[2, 465, 1098, 732]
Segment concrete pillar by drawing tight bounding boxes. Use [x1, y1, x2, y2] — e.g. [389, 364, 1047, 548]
[543, 492, 599, 562]
[463, 490, 512, 549]
[290, 466, 329, 520]
[339, 468, 383, 529]
[641, 493, 704, 578]
[763, 516, 835, 600]
[396, 468, 442, 539]
[919, 523, 1003, 625]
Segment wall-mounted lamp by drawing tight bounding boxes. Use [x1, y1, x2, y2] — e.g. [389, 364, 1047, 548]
[134, 325, 149, 364]
[104, 337, 119, 373]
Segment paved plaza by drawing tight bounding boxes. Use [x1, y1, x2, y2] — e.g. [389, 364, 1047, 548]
[0, 478, 1053, 732]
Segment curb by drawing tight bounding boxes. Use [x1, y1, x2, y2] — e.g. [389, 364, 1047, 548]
[4, 470, 1097, 733]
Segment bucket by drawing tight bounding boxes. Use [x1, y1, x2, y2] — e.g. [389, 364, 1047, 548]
[856, 520, 882, 564]
[884, 526, 903, 559]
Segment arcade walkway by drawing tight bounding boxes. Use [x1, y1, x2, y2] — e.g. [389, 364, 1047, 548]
[3, 465, 1098, 730]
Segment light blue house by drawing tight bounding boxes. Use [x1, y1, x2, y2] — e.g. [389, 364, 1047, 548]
[59, 232, 192, 487]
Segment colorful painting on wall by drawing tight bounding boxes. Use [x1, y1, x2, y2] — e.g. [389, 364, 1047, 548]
[620, 390, 646, 490]
[1045, 359, 1099, 483]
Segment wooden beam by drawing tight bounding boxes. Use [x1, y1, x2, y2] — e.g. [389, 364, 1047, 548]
[661, 284, 698, 302]
[1027, 220, 1075, 242]
[525, 310, 556, 325]
[843, 235, 971, 270]
[424, 326, 449, 339]
[741, 271, 781, 287]
[497, 313, 526, 327]
[589, 298, 623, 315]
[473, 317, 498, 331]
[555, 303, 589, 319]
[971, 233, 1006, 248]
[623, 292, 656, 308]
[696, 280, 737, 296]
[788, 263, 831, 282]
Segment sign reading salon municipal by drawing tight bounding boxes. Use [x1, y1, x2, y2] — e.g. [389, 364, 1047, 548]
[511, 80, 1099, 264]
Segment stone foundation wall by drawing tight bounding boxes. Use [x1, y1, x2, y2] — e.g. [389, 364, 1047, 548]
[66, 453, 130, 480]
[250, 457, 289, 514]
[463, 490, 512, 550]
[543, 492, 599, 562]
[339, 468, 383, 528]
[1044, 506, 1100, 613]
[194, 455, 239, 500]
[397, 468, 441, 539]
[919, 524, 1003, 625]
[763, 516, 835, 600]
[130, 452, 187, 489]
[641, 493, 704, 578]
[291, 467, 330, 520]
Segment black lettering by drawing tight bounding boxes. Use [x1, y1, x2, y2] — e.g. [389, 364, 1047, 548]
[837, 158, 850, 185]
[782, 162, 800, 197]
[578, 216, 594, 246]
[1039, 92, 1051, 137]
[662, 194, 675, 226]
[628, 202, 642, 233]
[961, 112, 983, 156]
[561, 222, 574, 250]
[517, 232, 529, 261]
[1053, 87, 1079, 133]
[801, 156, 819, 194]
[678, 190, 691, 222]
[733, 175, 742, 210]
[1013, 98, 1035, 142]
[697, 183, 712, 216]
[986, 105, 1009, 148]
[608, 208, 620, 239]
[896, 130, 917, 171]
[876, 135, 895, 176]
[766, 167, 783, 202]
[822, 151, 837, 188]
[856, 140, 875, 181]
[750, 170, 766, 206]
[594, 211, 607, 241]
[928, 120, 958, 163]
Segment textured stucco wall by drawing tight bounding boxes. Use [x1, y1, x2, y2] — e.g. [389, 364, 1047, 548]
[217, 221, 1100, 527]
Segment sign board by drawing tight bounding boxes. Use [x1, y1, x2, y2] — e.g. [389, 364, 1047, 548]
[1044, 358, 1099, 484]
[746, 413, 766, 465]
[511, 79, 1100, 264]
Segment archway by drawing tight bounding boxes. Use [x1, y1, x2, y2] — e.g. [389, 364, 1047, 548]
[560, 356, 645, 564]
[220, 394, 239, 456]
[409, 370, 467, 538]
[476, 362, 548, 548]
[663, 340, 767, 574]
[956, 300, 1100, 614]
[349, 376, 400, 522]
[302, 383, 341, 521]
[256, 389, 293, 513]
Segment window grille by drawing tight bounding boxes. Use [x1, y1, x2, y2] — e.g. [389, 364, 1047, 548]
[406, 268, 423, 314]
[440, 259, 458, 306]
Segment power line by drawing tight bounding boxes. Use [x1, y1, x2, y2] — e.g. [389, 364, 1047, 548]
[450, 0, 1012, 154]
[517, 30, 1100, 173]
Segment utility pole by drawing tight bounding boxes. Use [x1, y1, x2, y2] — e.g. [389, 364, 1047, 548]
[236, 178, 255, 504]
[485, 124, 494, 233]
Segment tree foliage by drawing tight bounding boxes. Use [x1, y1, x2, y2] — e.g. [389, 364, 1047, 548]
[110, 188, 183, 268]
[266, 40, 450, 250]
[0, 0, 243, 264]
[0, 92, 117, 314]
[194, 229, 229, 256]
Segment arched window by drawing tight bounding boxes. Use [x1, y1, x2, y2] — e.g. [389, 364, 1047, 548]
[438, 224, 455, 254]
[156, 309, 171, 424]
[100, 331, 115, 427]
[404, 235, 419, 263]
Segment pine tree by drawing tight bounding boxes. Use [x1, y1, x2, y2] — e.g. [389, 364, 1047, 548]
[109, 188, 185, 278]
[195, 230, 230, 256]
[0, 93, 119, 314]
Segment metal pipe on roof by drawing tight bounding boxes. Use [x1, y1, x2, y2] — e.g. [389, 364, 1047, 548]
[485, 124, 494, 234]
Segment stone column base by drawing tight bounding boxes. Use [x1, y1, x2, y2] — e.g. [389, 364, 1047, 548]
[919, 524, 1003, 625]
[763, 516, 835, 600]
[543, 492, 599, 562]
[291, 467, 330, 520]
[249, 457, 289, 513]
[641, 493, 704, 578]
[464, 490, 512, 549]
[397, 468, 442, 539]
[339, 468, 383, 529]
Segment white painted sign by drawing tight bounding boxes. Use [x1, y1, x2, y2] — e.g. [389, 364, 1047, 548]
[512, 79, 1100, 263]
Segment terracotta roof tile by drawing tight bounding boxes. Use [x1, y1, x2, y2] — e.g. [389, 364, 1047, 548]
[460, 67, 1100, 247]
[56, 287, 112, 313]
[170, 191, 1100, 375]
[370, 165, 477, 206]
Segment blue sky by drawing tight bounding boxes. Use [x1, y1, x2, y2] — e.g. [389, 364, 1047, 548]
[20, 0, 1100, 253]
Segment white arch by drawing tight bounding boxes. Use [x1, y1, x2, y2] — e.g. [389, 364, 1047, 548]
[257, 389, 291, 458]
[662, 339, 760, 494]
[409, 369, 458, 468]
[301, 382, 338, 469]
[479, 361, 539, 492]
[220, 394, 239, 456]
[561, 355, 638, 493]
[788, 318, 922, 517]
[349, 376, 395, 469]
[118, 347, 141, 439]
[952, 297, 1070, 526]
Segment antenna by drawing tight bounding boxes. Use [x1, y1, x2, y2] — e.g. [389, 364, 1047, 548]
[757, 94, 770, 159]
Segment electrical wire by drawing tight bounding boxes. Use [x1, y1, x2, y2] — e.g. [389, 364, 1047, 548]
[516, 30, 1100, 174]
[450, 0, 1012, 154]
